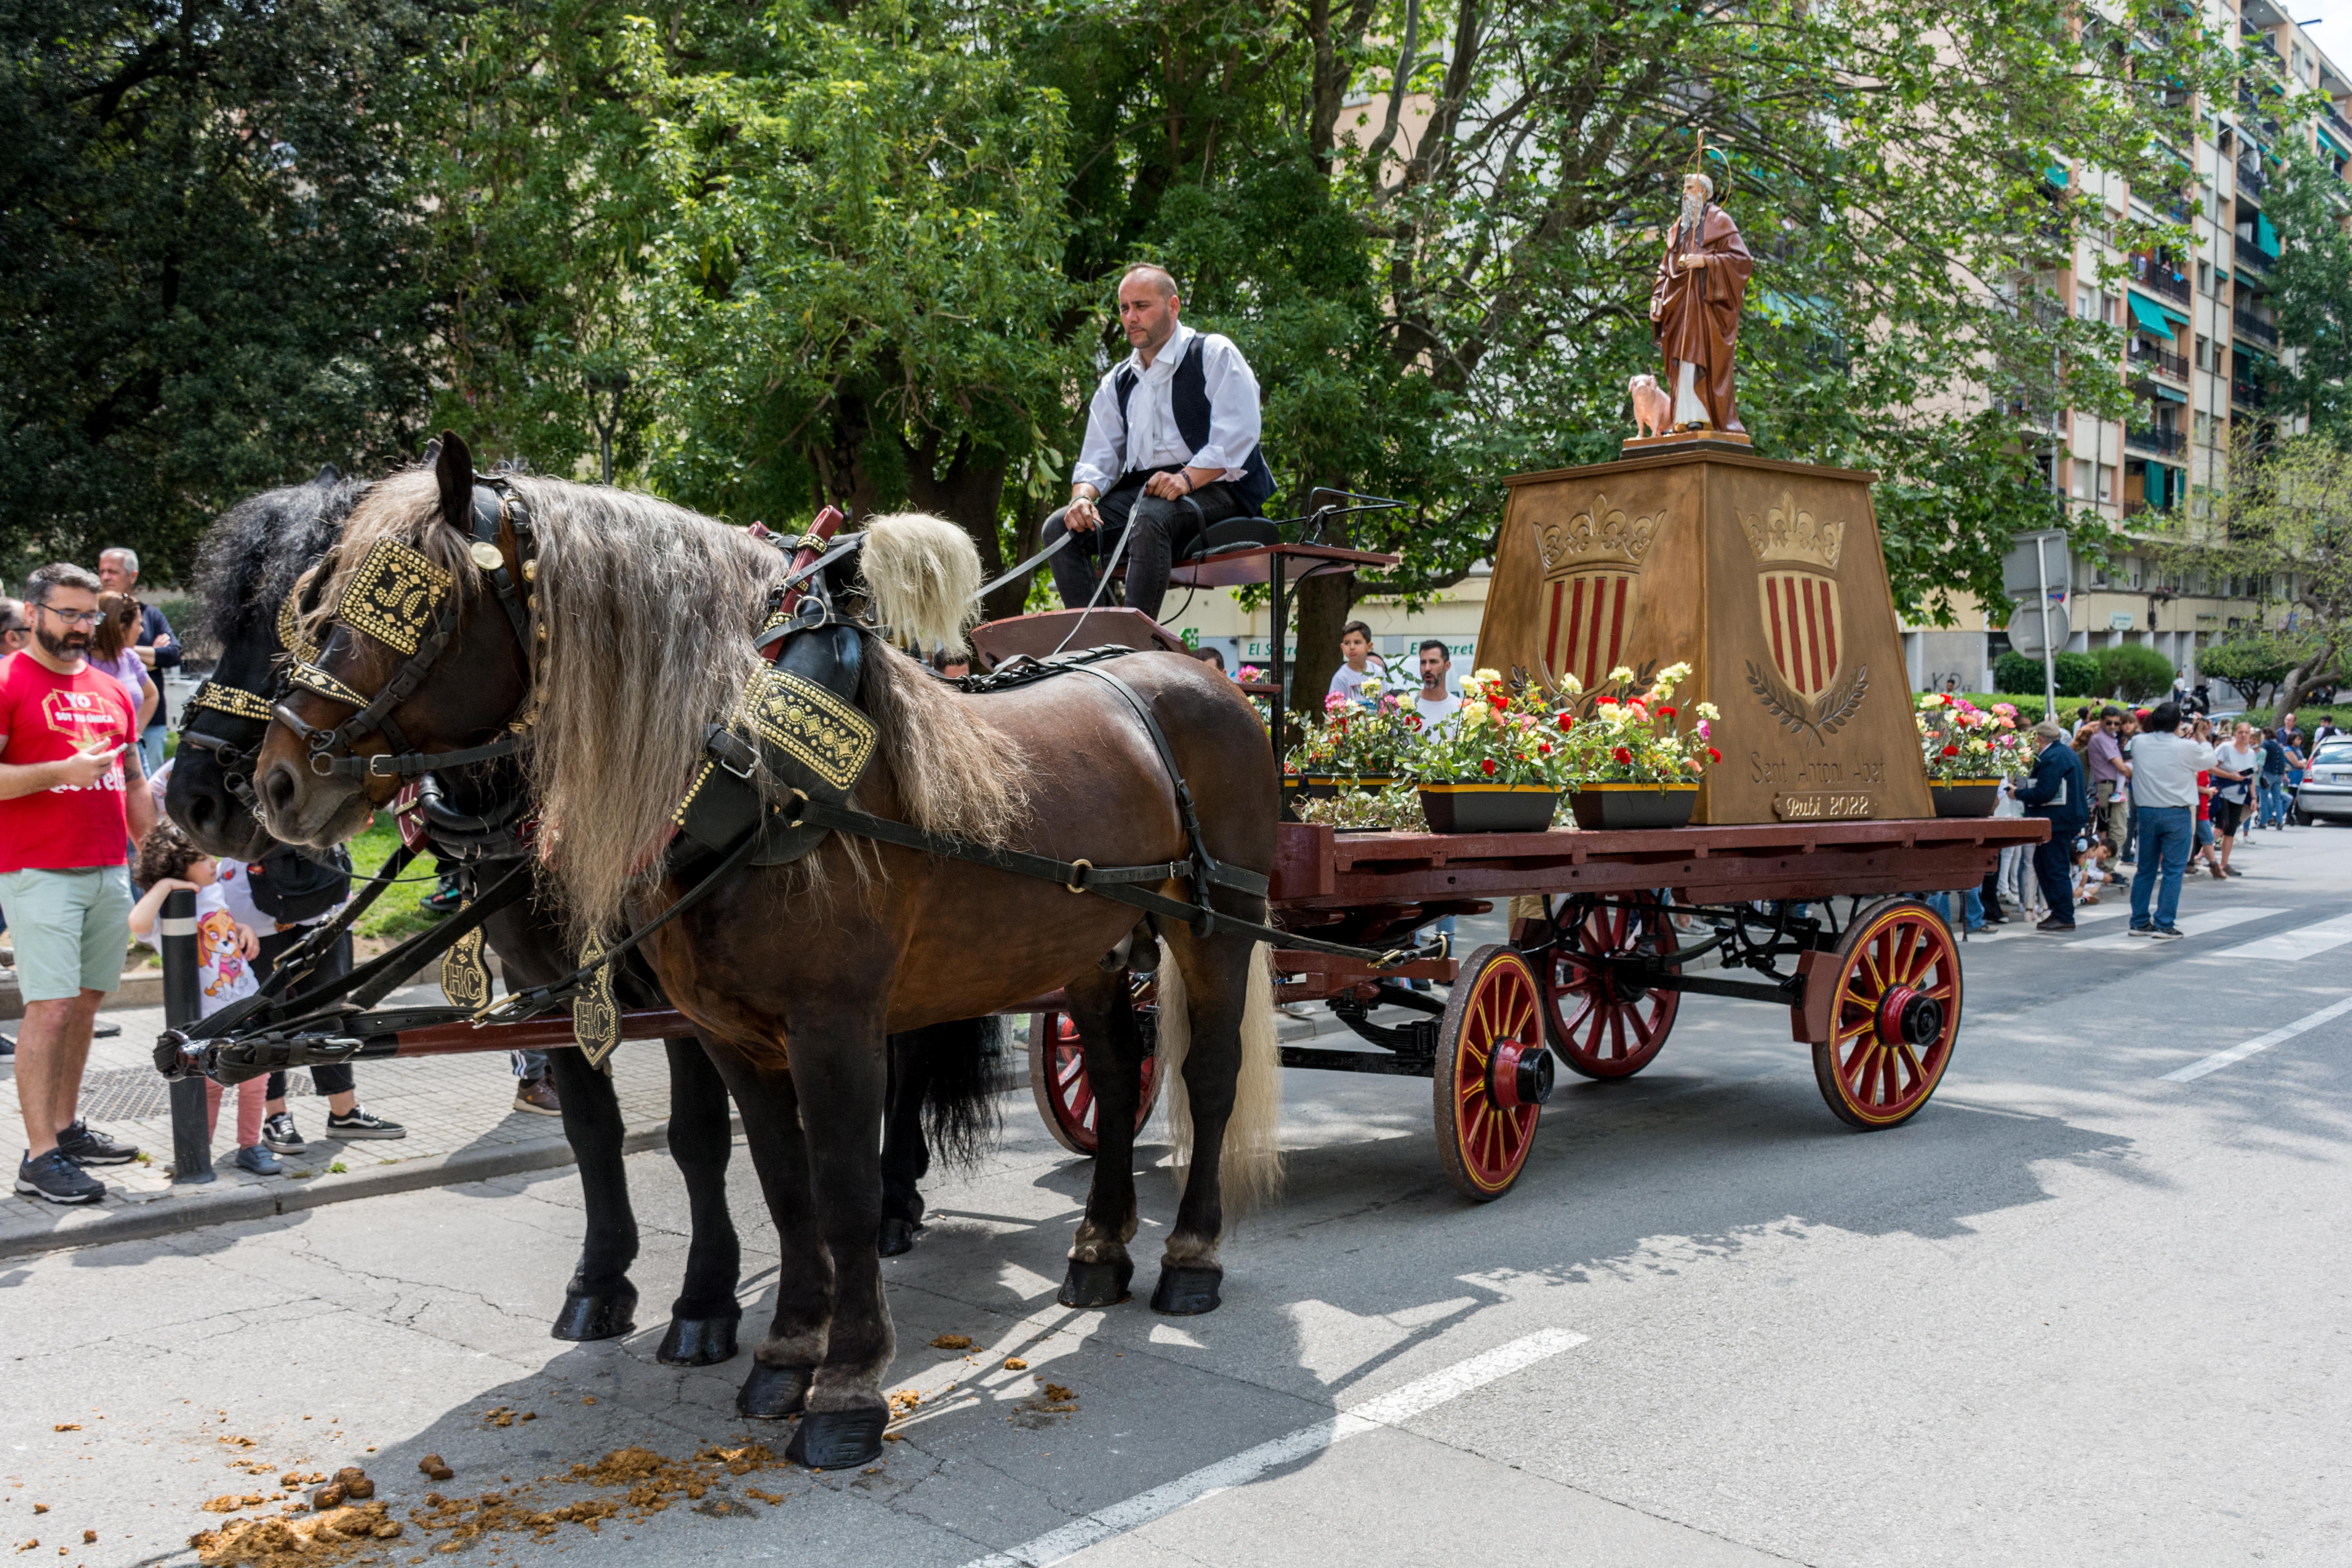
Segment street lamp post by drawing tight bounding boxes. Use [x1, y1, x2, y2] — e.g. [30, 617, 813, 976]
[586, 368, 632, 486]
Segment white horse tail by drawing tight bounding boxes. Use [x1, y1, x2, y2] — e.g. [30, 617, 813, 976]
[1154, 938, 1285, 1218]
[859, 511, 982, 657]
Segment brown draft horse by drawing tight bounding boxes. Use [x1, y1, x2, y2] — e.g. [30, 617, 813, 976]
[251, 436, 1281, 1468]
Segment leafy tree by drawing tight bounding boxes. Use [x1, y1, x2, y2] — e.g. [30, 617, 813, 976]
[2154, 432, 2352, 720]
[2095, 641, 2173, 702]
[2252, 138, 2352, 441]
[2196, 633, 2304, 706]
[1994, 650, 2045, 695]
[0, 0, 441, 582]
[626, 4, 1081, 611]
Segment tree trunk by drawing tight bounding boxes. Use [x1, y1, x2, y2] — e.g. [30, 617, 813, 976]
[1290, 569, 1358, 719]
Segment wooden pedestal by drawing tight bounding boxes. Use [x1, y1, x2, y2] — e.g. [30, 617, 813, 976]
[1474, 446, 1933, 824]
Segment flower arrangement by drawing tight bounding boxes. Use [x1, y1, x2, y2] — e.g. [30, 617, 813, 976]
[1290, 782, 1427, 831]
[1410, 667, 1579, 786]
[1563, 664, 1721, 787]
[1285, 690, 1420, 780]
[1915, 693, 2031, 781]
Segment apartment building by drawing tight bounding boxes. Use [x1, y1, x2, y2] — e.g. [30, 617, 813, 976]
[1907, 0, 2350, 692]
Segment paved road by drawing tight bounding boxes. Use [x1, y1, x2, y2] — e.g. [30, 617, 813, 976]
[6, 824, 2351, 1566]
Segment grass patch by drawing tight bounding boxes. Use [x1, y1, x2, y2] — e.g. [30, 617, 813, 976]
[348, 812, 449, 940]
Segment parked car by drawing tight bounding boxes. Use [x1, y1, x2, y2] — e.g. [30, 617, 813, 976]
[2291, 739, 2352, 824]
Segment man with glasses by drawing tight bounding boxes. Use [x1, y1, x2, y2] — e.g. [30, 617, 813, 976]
[2084, 705, 2131, 875]
[0, 564, 155, 1203]
[96, 548, 179, 775]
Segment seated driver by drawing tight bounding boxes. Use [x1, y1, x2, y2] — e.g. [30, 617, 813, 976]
[1044, 265, 1274, 622]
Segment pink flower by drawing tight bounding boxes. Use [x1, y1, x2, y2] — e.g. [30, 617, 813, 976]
[1325, 693, 1347, 713]
[1696, 719, 1710, 740]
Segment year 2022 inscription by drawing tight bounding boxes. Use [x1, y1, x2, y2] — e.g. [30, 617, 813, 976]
[1775, 791, 1874, 820]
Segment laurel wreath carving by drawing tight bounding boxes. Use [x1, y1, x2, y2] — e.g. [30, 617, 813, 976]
[1745, 659, 1867, 746]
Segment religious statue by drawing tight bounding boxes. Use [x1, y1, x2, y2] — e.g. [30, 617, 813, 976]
[1648, 170, 1754, 435]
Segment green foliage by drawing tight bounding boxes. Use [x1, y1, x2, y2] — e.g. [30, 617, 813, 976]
[2199, 631, 2311, 703]
[2258, 140, 2352, 439]
[0, 0, 439, 582]
[2095, 642, 2174, 702]
[1994, 650, 2043, 695]
[1999, 648, 2122, 699]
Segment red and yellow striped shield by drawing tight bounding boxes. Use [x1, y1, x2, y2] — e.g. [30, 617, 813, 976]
[1541, 569, 1639, 691]
[1758, 571, 1844, 700]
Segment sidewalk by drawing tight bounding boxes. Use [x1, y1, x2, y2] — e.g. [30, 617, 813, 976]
[0, 980, 1390, 1259]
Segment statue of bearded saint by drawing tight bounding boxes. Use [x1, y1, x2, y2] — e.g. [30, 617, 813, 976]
[1648, 171, 1755, 434]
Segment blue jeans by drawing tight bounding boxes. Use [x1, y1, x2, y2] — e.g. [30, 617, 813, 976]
[2129, 805, 2194, 930]
[138, 724, 166, 777]
[1932, 888, 1983, 931]
[2258, 775, 2287, 827]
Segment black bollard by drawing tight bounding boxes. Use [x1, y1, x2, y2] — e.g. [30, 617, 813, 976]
[160, 887, 214, 1185]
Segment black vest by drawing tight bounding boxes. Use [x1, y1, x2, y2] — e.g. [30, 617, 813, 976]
[1112, 335, 1274, 512]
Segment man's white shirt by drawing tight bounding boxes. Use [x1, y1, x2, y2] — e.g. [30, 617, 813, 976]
[1072, 322, 1262, 493]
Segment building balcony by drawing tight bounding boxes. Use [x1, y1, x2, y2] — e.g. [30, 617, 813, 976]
[2138, 267, 2192, 305]
[2237, 162, 2267, 199]
[2126, 426, 2187, 456]
[2233, 309, 2281, 347]
[2130, 344, 2190, 381]
[2235, 236, 2274, 273]
[2232, 380, 2266, 410]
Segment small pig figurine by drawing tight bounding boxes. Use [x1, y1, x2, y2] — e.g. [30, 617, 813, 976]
[1628, 374, 1671, 440]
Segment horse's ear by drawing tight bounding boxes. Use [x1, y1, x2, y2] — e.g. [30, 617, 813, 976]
[314, 463, 339, 486]
[433, 430, 475, 537]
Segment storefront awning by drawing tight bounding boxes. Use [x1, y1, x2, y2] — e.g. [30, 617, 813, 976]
[2149, 382, 2188, 403]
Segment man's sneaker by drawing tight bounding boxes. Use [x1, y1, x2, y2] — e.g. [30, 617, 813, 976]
[324, 1107, 406, 1140]
[2129, 924, 2157, 936]
[54, 1120, 138, 1166]
[512, 1076, 562, 1117]
[261, 1113, 307, 1155]
[2036, 916, 2077, 932]
[232, 1144, 283, 1176]
[2149, 925, 2186, 940]
[16, 1150, 103, 1205]
[0, 1032, 13, 1058]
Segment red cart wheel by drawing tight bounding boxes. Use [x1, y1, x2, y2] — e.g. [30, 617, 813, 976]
[1026, 1007, 1161, 1157]
[1432, 945, 1552, 1201]
[1537, 892, 1680, 1079]
[1811, 898, 1962, 1130]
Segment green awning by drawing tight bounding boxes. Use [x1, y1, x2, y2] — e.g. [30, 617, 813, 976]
[2215, 267, 2231, 283]
[2321, 125, 2349, 159]
[2045, 161, 2070, 187]
[2256, 211, 2281, 256]
[2128, 294, 2178, 336]
[2149, 382, 2187, 403]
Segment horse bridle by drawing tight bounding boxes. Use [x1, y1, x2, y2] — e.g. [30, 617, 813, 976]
[271, 479, 540, 783]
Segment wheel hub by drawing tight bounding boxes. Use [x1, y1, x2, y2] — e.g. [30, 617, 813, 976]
[1488, 1036, 1554, 1110]
[1876, 984, 1944, 1047]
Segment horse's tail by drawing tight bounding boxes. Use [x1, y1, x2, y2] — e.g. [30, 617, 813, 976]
[860, 511, 982, 657]
[1154, 938, 1285, 1216]
[916, 1015, 1006, 1173]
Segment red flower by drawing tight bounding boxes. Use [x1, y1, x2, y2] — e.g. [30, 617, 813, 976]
[1557, 713, 1574, 731]
[1613, 745, 1632, 765]
[1596, 696, 1616, 706]
[1659, 705, 1677, 718]
[1707, 746, 1721, 762]
[1539, 742, 1553, 755]
[1489, 693, 1509, 711]
[1481, 758, 1497, 777]
[1942, 743, 1959, 757]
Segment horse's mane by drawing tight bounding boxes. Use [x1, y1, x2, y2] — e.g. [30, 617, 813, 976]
[300, 472, 1027, 935]
[193, 470, 370, 652]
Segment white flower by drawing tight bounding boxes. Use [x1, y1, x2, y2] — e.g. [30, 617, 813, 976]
[1608, 665, 1635, 685]
[1695, 702, 1720, 721]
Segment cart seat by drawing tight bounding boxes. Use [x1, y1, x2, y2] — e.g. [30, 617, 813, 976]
[1178, 516, 1281, 562]
[968, 606, 1192, 670]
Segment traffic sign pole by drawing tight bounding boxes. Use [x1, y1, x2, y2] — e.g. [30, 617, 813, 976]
[2036, 535, 2058, 717]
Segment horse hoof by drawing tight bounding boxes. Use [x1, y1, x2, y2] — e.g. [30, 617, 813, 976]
[1150, 1264, 1223, 1316]
[735, 1361, 812, 1420]
[657, 1315, 740, 1367]
[877, 1217, 917, 1258]
[1057, 1257, 1133, 1308]
[551, 1289, 638, 1341]
[786, 1406, 889, 1470]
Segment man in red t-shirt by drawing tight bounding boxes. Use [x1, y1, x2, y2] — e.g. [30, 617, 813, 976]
[1, 563, 157, 1204]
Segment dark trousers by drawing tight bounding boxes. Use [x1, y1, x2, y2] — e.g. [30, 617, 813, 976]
[1044, 470, 1243, 621]
[2031, 834, 2075, 924]
[258, 928, 356, 1099]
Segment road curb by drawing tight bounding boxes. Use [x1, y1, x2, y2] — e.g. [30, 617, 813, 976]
[0, 1116, 728, 1262]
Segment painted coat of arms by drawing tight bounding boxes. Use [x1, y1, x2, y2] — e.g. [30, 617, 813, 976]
[1535, 494, 1658, 691]
[1740, 491, 1866, 742]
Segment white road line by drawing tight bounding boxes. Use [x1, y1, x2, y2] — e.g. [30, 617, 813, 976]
[959, 1328, 1588, 1568]
[2075, 906, 2290, 952]
[2212, 911, 2352, 962]
[2161, 996, 2352, 1082]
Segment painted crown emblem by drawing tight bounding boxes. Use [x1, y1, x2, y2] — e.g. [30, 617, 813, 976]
[1537, 494, 1661, 570]
[1739, 491, 1844, 570]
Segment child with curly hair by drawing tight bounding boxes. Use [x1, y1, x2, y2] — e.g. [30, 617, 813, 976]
[127, 822, 278, 1174]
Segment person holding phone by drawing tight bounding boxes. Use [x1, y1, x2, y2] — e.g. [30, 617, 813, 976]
[0, 563, 156, 1204]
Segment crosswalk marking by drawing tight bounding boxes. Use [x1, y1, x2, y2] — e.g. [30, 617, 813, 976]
[2074, 906, 2290, 951]
[2210, 910, 2352, 962]
[2161, 995, 2352, 1082]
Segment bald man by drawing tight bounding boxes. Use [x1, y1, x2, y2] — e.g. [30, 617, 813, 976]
[1045, 265, 1274, 621]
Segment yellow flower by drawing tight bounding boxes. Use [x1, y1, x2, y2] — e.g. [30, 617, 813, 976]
[1696, 702, 1720, 721]
[1658, 661, 1692, 683]
[1607, 664, 1635, 685]
[1559, 674, 1584, 695]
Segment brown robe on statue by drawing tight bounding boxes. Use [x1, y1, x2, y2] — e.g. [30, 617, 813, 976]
[1649, 203, 1754, 434]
